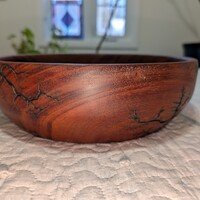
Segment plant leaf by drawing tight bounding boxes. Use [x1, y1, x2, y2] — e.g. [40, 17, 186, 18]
[8, 34, 16, 40]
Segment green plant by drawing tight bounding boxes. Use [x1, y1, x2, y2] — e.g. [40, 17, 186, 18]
[8, 28, 40, 54]
[40, 29, 68, 54]
[8, 27, 68, 54]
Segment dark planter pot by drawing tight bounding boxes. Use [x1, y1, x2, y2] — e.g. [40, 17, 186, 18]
[183, 43, 200, 67]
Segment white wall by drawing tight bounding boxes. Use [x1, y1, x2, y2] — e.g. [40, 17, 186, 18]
[0, 0, 200, 56]
[0, 0, 48, 56]
[138, 0, 200, 56]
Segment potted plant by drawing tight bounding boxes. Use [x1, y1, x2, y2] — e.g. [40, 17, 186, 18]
[8, 27, 68, 54]
[182, 1, 200, 65]
[183, 43, 200, 65]
[163, 0, 200, 66]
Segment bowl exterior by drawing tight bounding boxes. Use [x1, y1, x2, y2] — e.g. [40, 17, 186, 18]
[0, 59, 198, 143]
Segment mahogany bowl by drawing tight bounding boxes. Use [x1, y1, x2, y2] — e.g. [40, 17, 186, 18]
[0, 54, 198, 143]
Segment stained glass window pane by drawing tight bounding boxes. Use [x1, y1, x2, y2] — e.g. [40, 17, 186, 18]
[96, 0, 126, 37]
[52, 0, 83, 38]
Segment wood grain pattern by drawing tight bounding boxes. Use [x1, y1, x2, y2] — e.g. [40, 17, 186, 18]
[0, 54, 198, 143]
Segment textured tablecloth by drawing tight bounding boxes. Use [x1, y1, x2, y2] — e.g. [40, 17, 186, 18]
[0, 71, 199, 200]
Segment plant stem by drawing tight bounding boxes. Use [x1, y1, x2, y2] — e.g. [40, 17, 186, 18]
[95, 0, 120, 54]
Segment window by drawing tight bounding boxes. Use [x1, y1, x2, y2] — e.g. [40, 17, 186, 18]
[96, 0, 127, 37]
[52, 0, 83, 38]
[49, 0, 139, 51]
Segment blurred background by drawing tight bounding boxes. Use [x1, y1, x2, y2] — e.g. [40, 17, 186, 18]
[0, 0, 200, 57]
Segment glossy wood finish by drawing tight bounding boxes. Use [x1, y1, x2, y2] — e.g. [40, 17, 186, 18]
[0, 54, 198, 143]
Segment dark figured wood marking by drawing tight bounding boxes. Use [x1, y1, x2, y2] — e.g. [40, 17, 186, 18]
[0, 64, 59, 113]
[0, 54, 198, 143]
[132, 87, 190, 125]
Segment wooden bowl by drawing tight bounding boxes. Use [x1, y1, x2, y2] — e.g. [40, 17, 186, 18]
[0, 54, 198, 143]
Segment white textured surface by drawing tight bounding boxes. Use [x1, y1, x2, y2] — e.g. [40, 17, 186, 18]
[0, 72, 199, 200]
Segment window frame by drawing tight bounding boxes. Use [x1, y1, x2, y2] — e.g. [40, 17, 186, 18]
[96, 0, 127, 37]
[47, 0, 140, 52]
[51, 0, 84, 39]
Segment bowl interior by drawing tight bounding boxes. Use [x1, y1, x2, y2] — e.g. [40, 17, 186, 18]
[0, 54, 187, 64]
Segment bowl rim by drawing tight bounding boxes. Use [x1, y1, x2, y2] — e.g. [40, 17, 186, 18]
[0, 54, 198, 66]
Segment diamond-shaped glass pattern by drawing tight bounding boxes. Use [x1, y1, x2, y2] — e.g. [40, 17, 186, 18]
[62, 12, 74, 27]
[52, 0, 83, 38]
